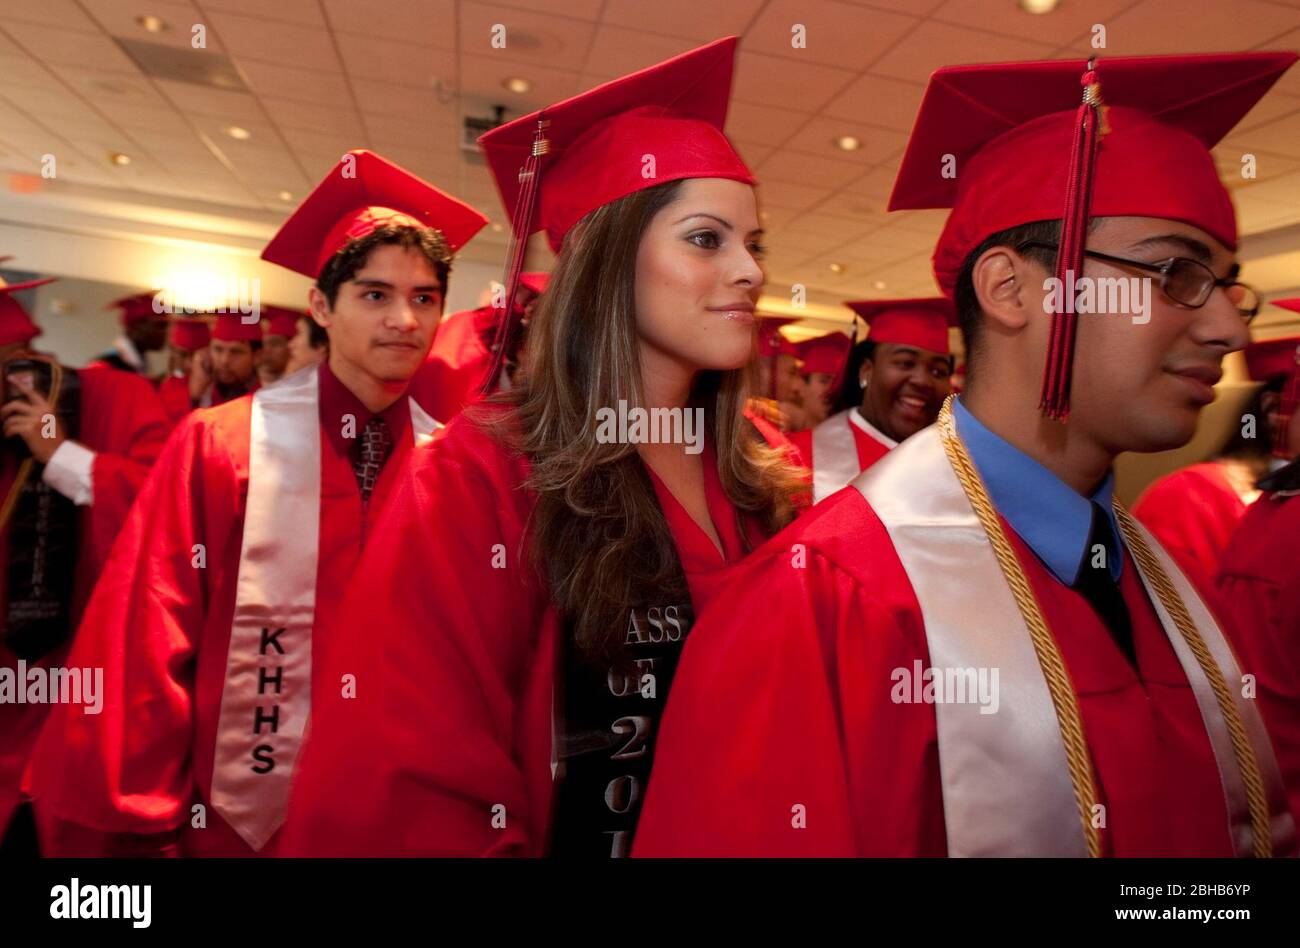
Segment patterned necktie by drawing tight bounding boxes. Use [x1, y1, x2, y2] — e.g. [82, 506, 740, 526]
[352, 415, 393, 503]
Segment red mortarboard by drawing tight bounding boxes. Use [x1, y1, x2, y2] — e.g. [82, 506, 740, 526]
[108, 290, 163, 328]
[261, 150, 489, 279]
[518, 272, 550, 296]
[479, 36, 754, 255]
[0, 277, 53, 346]
[889, 52, 1298, 417]
[261, 305, 302, 338]
[756, 317, 799, 358]
[211, 314, 263, 343]
[796, 331, 852, 391]
[169, 318, 210, 352]
[1244, 333, 1300, 381]
[845, 297, 958, 356]
[796, 332, 851, 375]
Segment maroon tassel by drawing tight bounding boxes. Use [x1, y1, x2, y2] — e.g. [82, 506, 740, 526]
[1039, 62, 1105, 420]
[480, 117, 550, 397]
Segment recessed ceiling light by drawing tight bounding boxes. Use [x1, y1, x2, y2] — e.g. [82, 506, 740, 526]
[829, 263, 846, 275]
[834, 135, 862, 152]
[109, 151, 132, 166]
[226, 126, 251, 141]
[491, 222, 504, 232]
[136, 14, 168, 33]
[1019, 0, 1059, 13]
[278, 190, 293, 202]
[873, 280, 887, 290]
[502, 77, 532, 94]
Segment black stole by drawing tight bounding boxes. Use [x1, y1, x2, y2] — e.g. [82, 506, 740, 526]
[2, 366, 81, 661]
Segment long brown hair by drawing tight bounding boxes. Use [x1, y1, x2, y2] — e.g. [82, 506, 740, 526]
[479, 178, 804, 665]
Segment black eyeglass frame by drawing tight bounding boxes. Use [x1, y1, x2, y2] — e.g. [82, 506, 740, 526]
[1017, 240, 1260, 322]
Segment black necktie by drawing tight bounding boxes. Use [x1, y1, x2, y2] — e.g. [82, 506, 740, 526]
[352, 416, 393, 504]
[1074, 501, 1137, 669]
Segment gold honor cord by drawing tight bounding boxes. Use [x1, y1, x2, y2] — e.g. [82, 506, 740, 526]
[0, 358, 64, 533]
[938, 397, 1275, 858]
[936, 398, 1102, 858]
[1113, 503, 1273, 857]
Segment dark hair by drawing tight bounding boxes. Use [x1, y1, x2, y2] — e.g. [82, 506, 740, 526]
[489, 179, 802, 666]
[315, 223, 453, 306]
[1218, 377, 1282, 461]
[953, 219, 1062, 384]
[832, 338, 876, 412]
[300, 314, 329, 350]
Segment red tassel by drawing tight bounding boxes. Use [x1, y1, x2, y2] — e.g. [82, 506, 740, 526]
[1039, 63, 1105, 420]
[480, 117, 550, 397]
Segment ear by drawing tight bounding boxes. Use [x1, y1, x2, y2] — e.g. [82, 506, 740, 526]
[971, 246, 1036, 333]
[859, 359, 873, 389]
[307, 286, 333, 329]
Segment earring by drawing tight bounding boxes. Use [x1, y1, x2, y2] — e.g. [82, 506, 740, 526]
[859, 377, 868, 390]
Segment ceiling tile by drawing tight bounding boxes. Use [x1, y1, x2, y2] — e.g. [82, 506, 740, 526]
[457, 53, 582, 113]
[156, 79, 258, 119]
[336, 32, 449, 85]
[582, 26, 695, 79]
[869, 20, 1056, 84]
[2, 20, 142, 74]
[1062, 0, 1300, 56]
[745, 0, 919, 71]
[490, 0, 604, 18]
[0, 52, 53, 89]
[822, 72, 926, 133]
[323, 0, 456, 45]
[725, 100, 809, 148]
[600, 0, 763, 41]
[207, 12, 340, 73]
[786, 116, 908, 168]
[79, 0, 220, 53]
[733, 50, 856, 113]
[200, 0, 323, 26]
[757, 148, 868, 190]
[930, 0, 1132, 45]
[260, 96, 366, 137]
[459, 2, 597, 68]
[237, 59, 352, 106]
[0, 0, 102, 32]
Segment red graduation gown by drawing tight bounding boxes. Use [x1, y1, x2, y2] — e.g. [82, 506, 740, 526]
[787, 412, 893, 484]
[1132, 461, 1248, 601]
[1216, 489, 1300, 823]
[409, 306, 498, 423]
[633, 488, 1252, 857]
[25, 363, 422, 856]
[156, 375, 193, 428]
[280, 406, 770, 856]
[0, 365, 169, 835]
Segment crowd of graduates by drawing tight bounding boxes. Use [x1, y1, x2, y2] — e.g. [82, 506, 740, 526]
[1, 36, 1298, 859]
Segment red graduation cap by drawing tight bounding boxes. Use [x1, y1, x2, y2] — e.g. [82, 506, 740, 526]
[108, 290, 164, 328]
[479, 36, 753, 255]
[475, 38, 754, 396]
[518, 272, 550, 296]
[845, 297, 957, 356]
[261, 305, 302, 338]
[169, 318, 210, 353]
[211, 314, 263, 344]
[261, 150, 489, 279]
[795, 331, 852, 392]
[889, 51, 1298, 418]
[0, 277, 54, 346]
[756, 316, 799, 358]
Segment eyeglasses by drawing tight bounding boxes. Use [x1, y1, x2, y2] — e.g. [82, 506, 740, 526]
[1018, 241, 1260, 323]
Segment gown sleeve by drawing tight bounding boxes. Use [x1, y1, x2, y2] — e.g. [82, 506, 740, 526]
[282, 414, 555, 856]
[25, 413, 236, 855]
[633, 492, 945, 856]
